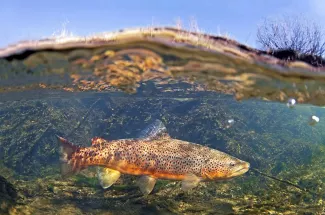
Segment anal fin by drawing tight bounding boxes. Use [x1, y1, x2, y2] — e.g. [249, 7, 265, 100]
[181, 173, 201, 191]
[137, 175, 157, 195]
[97, 167, 121, 189]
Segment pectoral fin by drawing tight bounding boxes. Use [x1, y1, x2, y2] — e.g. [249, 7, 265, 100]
[97, 167, 121, 189]
[181, 173, 201, 191]
[137, 175, 156, 195]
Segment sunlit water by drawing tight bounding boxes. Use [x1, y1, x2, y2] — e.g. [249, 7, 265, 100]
[1, 27, 325, 214]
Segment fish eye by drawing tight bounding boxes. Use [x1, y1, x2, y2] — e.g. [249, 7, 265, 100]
[229, 162, 235, 167]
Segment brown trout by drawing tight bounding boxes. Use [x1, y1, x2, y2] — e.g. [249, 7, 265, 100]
[58, 120, 249, 194]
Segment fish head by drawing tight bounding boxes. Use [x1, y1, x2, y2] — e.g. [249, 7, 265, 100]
[204, 154, 250, 180]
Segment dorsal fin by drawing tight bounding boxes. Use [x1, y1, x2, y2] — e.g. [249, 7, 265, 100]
[91, 137, 107, 146]
[138, 119, 171, 140]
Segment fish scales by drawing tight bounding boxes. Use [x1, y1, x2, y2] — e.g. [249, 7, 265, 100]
[66, 137, 246, 181]
[58, 120, 249, 194]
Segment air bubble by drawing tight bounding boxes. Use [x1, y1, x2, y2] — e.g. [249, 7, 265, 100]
[286, 98, 296, 108]
[225, 119, 235, 128]
[309, 115, 319, 126]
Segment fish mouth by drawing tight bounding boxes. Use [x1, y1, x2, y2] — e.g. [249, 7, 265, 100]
[230, 162, 250, 177]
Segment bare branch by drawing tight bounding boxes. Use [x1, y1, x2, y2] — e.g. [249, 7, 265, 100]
[256, 15, 325, 57]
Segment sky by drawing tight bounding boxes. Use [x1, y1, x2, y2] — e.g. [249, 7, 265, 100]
[1, 0, 325, 48]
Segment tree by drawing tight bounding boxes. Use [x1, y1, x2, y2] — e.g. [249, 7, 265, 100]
[257, 15, 325, 57]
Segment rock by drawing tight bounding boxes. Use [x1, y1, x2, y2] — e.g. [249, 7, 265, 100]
[0, 175, 17, 213]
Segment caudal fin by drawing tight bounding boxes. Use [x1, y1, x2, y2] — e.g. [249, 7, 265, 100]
[57, 135, 81, 178]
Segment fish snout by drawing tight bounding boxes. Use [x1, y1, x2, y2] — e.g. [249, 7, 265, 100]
[243, 161, 250, 170]
[229, 161, 250, 178]
[239, 161, 250, 173]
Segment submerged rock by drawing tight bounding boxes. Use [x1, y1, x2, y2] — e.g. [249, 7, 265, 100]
[0, 175, 17, 213]
[2, 174, 323, 215]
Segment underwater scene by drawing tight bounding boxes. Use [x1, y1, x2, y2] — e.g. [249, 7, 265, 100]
[1, 27, 325, 215]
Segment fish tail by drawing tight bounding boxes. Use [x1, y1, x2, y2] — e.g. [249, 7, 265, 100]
[56, 135, 82, 178]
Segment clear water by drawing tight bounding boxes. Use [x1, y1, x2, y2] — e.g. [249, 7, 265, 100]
[1, 28, 325, 214]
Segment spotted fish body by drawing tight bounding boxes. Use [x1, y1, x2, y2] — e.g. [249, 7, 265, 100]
[58, 120, 249, 194]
